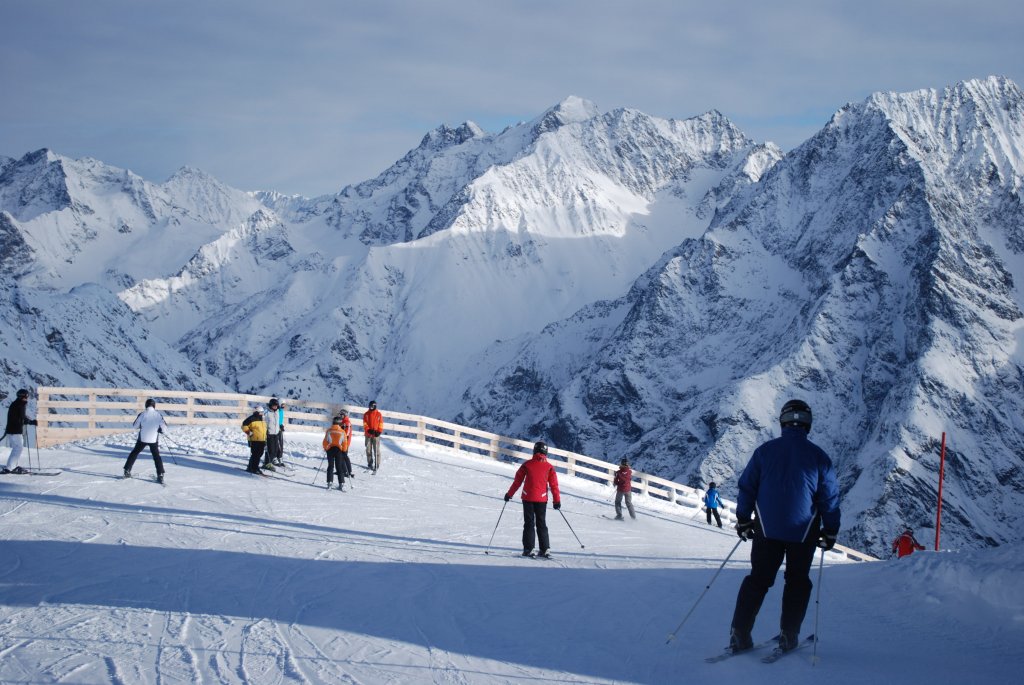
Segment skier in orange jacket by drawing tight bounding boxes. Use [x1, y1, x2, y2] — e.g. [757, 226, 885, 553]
[363, 400, 384, 473]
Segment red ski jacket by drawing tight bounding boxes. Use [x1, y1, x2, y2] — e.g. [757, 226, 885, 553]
[893, 533, 925, 558]
[613, 466, 632, 493]
[507, 453, 561, 504]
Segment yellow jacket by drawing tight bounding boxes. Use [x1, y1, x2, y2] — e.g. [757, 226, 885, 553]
[242, 413, 267, 442]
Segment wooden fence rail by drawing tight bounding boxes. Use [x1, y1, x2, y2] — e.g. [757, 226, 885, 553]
[34, 386, 874, 562]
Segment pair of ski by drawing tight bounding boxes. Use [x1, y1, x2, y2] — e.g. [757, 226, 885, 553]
[2, 467, 61, 477]
[122, 473, 164, 485]
[705, 634, 815, 664]
[518, 552, 553, 560]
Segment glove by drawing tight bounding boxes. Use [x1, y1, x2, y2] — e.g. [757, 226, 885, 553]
[818, 529, 838, 551]
[736, 518, 755, 541]
[553, 502, 561, 510]
[28, 419, 38, 426]
[504, 494, 512, 502]
[280, 424, 285, 431]
[158, 427, 163, 434]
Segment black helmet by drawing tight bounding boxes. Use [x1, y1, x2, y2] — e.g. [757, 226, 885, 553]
[709, 481, 717, 489]
[16, 388, 29, 399]
[779, 399, 812, 432]
[369, 400, 377, 410]
[620, 458, 629, 466]
[339, 409, 349, 417]
[332, 416, 343, 425]
[534, 441, 548, 455]
[269, 397, 280, 408]
[145, 398, 156, 409]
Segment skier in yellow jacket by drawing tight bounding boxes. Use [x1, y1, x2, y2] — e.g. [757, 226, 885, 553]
[242, 406, 268, 474]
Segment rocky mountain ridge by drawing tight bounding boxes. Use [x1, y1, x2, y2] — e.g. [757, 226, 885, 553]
[2, 78, 1022, 555]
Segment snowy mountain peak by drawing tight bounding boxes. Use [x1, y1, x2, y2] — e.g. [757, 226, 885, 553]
[418, 121, 487, 152]
[533, 95, 601, 134]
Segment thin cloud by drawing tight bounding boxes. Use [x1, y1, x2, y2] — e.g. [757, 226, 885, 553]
[1, 0, 1020, 195]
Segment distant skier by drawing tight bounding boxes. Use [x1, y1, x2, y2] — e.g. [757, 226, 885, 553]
[263, 397, 284, 470]
[241, 406, 268, 475]
[703, 481, 723, 528]
[276, 401, 287, 455]
[322, 415, 353, 490]
[337, 409, 354, 478]
[363, 400, 384, 473]
[612, 458, 635, 520]
[123, 398, 168, 483]
[2, 388, 38, 474]
[728, 399, 841, 654]
[504, 441, 561, 558]
[892, 528, 926, 558]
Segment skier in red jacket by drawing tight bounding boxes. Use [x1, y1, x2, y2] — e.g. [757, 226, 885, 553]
[613, 458, 636, 520]
[505, 441, 561, 558]
[892, 528, 926, 558]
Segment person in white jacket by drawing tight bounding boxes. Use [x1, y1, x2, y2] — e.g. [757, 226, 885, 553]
[123, 399, 168, 483]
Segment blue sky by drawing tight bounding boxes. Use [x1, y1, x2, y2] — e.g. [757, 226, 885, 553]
[2, 0, 1021, 196]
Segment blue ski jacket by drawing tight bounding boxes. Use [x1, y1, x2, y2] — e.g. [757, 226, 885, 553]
[703, 488, 723, 510]
[736, 427, 841, 543]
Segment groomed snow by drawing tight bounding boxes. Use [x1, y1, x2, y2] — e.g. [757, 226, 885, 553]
[1, 428, 1021, 684]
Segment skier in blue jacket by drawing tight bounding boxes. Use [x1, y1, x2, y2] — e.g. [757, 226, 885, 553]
[728, 399, 841, 654]
[703, 482, 724, 528]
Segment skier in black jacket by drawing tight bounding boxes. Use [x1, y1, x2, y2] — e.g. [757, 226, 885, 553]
[3, 389, 38, 474]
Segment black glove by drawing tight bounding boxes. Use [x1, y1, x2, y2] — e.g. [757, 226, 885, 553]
[553, 502, 561, 510]
[504, 493, 511, 502]
[818, 529, 838, 551]
[28, 419, 38, 426]
[158, 427, 163, 434]
[280, 424, 285, 431]
[736, 518, 755, 541]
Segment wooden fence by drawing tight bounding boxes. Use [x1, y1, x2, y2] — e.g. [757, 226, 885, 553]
[34, 386, 874, 562]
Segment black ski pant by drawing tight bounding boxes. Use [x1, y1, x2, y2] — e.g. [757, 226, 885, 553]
[730, 532, 818, 638]
[124, 440, 164, 476]
[326, 448, 352, 483]
[246, 441, 266, 472]
[265, 434, 283, 465]
[522, 501, 550, 553]
[706, 506, 722, 527]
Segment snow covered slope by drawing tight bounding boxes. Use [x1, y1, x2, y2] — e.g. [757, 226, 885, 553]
[0, 429, 1021, 684]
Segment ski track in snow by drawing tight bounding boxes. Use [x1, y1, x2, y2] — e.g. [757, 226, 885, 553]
[1, 427, 1022, 684]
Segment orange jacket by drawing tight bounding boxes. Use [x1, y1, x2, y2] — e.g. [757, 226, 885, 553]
[323, 421, 351, 451]
[363, 408, 384, 436]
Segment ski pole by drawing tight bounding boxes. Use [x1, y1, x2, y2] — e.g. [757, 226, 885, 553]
[557, 508, 585, 549]
[156, 433, 180, 466]
[812, 546, 825, 664]
[311, 453, 327, 485]
[666, 538, 743, 644]
[483, 499, 509, 555]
